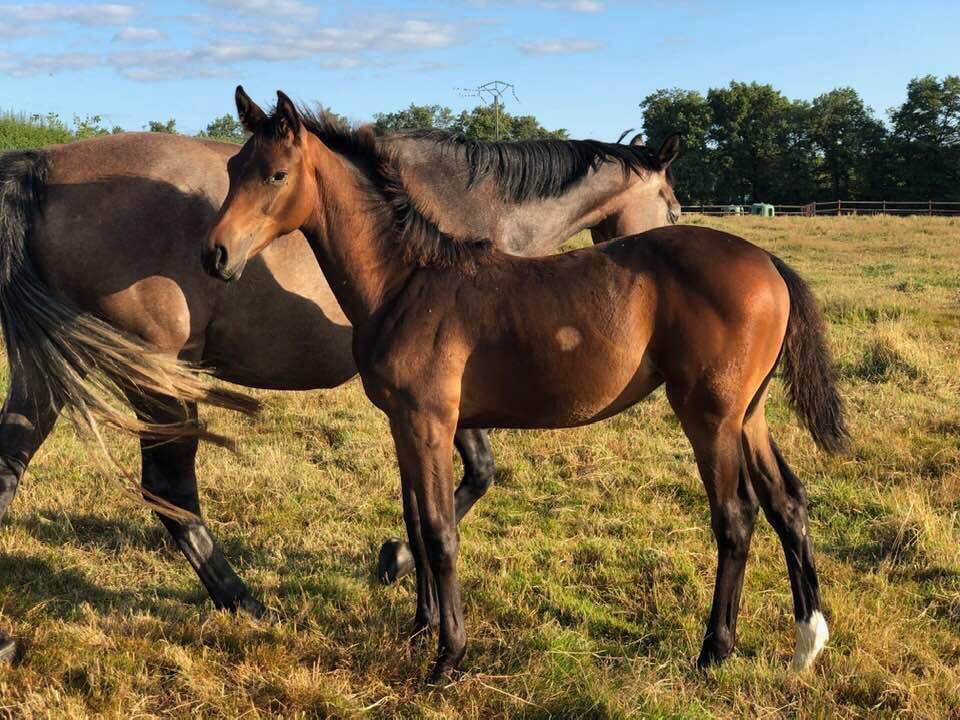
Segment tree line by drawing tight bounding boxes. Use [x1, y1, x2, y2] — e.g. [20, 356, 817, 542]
[0, 101, 565, 153]
[3, 75, 957, 204]
[642, 76, 960, 204]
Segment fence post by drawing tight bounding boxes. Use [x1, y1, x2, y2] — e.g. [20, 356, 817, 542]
[929, 200, 933, 216]
[837, 199, 842, 216]
[882, 199, 886, 215]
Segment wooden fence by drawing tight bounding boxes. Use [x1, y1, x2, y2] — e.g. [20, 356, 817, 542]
[681, 200, 960, 217]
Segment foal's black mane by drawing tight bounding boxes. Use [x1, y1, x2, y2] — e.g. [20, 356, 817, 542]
[400, 129, 662, 203]
[293, 109, 495, 271]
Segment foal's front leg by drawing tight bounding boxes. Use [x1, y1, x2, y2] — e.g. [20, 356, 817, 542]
[390, 411, 465, 683]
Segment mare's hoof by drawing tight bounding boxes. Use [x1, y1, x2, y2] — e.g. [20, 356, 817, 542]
[425, 646, 466, 686]
[378, 537, 415, 584]
[409, 617, 437, 645]
[425, 659, 464, 687]
[0, 632, 16, 664]
[696, 645, 731, 671]
[232, 594, 271, 621]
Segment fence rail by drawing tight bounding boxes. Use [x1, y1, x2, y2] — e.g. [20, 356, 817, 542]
[681, 200, 960, 217]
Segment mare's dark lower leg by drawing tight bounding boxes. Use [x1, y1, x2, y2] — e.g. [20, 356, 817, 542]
[742, 415, 827, 670]
[0, 361, 62, 661]
[378, 428, 494, 583]
[135, 398, 265, 617]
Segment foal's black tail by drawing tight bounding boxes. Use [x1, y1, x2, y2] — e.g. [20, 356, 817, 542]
[770, 254, 849, 453]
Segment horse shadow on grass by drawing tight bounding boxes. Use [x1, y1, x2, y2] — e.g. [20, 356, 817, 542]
[0, 553, 143, 621]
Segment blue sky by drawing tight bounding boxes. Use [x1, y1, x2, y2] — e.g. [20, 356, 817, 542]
[0, 1, 957, 139]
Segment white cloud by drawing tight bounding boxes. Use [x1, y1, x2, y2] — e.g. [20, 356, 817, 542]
[542, 0, 605, 11]
[103, 19, 461, 80]
[518, 39, 604, 55]
[4, 3, 136, 26]
[380, 20, 457, 50]
[0, 51, 100, 77]
[113, 27, 165, 43]
[201, 0, 319, 18]
[0, 3, 463, 82]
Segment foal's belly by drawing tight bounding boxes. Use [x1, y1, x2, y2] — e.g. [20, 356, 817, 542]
[457, 339, 662, 430]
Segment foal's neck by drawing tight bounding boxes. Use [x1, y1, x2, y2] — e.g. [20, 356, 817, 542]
[299, 137, 411, 327]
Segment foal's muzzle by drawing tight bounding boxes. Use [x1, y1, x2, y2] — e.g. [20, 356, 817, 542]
[203, 243, 241, 282]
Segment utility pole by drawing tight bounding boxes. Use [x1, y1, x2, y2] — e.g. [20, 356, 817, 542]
[456, 80, 519, 140]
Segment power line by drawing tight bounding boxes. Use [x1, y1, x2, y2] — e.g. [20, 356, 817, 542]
[456, 80, 519, 140]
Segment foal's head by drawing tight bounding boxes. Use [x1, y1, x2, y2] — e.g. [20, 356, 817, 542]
[204, 87, 318, 281]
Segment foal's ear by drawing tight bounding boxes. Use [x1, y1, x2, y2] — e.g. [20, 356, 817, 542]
[629, 132, 644, 147]
[275, 90, 302, 142]
[657, 132, 682, 168]
[235, 85, 267, 133]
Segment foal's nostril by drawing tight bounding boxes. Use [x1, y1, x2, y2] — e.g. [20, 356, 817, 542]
[213, 244, 228, 273]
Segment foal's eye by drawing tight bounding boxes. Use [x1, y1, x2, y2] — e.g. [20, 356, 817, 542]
[268, 170, 288, 185]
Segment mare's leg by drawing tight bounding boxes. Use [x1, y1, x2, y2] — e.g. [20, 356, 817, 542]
[742, 411, 828, 670]
[390, 411, 465, 683]
[378, 428, 495, 584]
[669, 387, 759, 668]
[0, 360, 62, 662]
[133, 396, 265, 617]
[0, 361, 60, 522]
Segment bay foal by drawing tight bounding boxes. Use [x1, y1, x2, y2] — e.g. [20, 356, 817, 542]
[204, 90, 847, 682]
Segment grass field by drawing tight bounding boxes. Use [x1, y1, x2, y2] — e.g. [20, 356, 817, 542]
[0, 215, 958, 718]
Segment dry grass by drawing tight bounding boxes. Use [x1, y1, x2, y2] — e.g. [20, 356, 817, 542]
[1, 215, 959, 718]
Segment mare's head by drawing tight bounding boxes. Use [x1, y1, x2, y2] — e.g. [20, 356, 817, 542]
[594, 133, 683, 241]
[204, 87, 318, 281]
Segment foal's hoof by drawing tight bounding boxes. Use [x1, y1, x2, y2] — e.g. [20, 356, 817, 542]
[378, 537, 415, 584]
[0, 632, 16, 664]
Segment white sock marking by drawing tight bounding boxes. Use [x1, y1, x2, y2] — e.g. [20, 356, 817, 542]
[792, 610, 829, 671]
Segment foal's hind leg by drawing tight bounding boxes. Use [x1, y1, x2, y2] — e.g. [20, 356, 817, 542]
[742, 411, 828, 670]
[131, 395, 266, 618]
[0, 360, 61, 662]
[669, 389, 759, 668]
[378, 428, 495, 583]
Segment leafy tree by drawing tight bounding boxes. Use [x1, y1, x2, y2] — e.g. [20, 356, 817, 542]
[809, 88, 885, 198]
[889, 75, 960, 199]
[1, 112, 70, 149]
[322, 109, 352, 129]
[373, 102, 566, 141]
[452, 104, 567, 141]
[147, 118, 178, 134]
[73, 114, 120, 140]
[640, 88, 713, 204]
[707, 81, 797, 203]
[373, 104, 457, 134]
[777, 99, 818, 201]
[198, 114, 245, 143]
